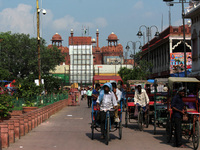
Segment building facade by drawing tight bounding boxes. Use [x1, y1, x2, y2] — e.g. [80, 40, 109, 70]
[140, 25, 191, 78]
[69, 29, 93, 85]
[185, 2, 200, 78]
[49, 29, 129, 86]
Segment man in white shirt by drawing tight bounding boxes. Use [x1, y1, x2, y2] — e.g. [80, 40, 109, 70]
[96, 83, 118, 139]
[134, 85, 149, 109]
[81, 89, 84, 100]
[83, 89, 87, 100]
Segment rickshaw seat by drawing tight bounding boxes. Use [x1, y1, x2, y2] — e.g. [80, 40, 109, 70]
[149, 101, 162, 105]
[187, 109, 199, 114]
[127, 102, 135, 107]
[93, 106, 121, 112]
[182, 97, 196, 103]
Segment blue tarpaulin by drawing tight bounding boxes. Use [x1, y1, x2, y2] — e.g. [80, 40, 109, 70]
[147, 79, 155, 83]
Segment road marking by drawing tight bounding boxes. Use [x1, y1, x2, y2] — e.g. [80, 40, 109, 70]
[67, 115, 73, 116]
[65, 117, 83, 120]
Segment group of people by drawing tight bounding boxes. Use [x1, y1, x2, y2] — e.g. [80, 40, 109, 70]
[80, 81, 197, 148]
[82, 82, 150, 139]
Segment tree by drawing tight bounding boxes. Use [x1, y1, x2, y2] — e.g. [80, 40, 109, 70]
[0, 67, 12, 81]
[118, 52, 152, 83]
[42, 75, 63, 94]
[0, 32, 65, 78]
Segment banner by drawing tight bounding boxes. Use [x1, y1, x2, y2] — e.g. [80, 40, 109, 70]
[170, 52, 192, 74]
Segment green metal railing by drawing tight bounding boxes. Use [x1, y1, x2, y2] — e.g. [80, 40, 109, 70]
[12, 93, 68, 110]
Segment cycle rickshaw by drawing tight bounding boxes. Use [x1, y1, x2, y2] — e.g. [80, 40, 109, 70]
[125, 80, 150, 131]
[152, 78, 168, 135]
[91, 99, 123, 145]
[166, 77, 200, 150]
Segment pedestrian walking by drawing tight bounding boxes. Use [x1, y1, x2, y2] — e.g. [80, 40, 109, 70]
[81, 89, 84, 100]
[87, 87, 93, 108]
[83, 89, 87, 100]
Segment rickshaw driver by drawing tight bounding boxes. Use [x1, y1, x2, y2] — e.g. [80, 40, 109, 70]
[96, 83, 118, 139]
[134, 85, 149, 111]
[171, 88, 187, 148]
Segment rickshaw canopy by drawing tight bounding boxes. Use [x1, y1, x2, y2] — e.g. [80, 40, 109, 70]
[168, 77, 200, 90]
[127, 80, 151, 84]
[154, 78, 168, 84]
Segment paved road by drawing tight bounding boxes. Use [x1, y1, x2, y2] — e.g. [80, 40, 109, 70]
[4, 99, 194, 150]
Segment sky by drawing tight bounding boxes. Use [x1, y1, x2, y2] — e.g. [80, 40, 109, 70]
[0, 0, 191, 55]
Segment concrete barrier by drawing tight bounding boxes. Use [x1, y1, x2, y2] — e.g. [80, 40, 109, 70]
[0, 98, 69, 149]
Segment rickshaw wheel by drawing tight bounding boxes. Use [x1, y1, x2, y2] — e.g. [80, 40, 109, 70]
[125, 110, 128, 128]
[119, 121, 122, 140]
[145, 111, 149, 128]
[105, 116, 110, 145]
[192, 121, 199, 150]
[138, 109, 143, 131]
[166, 117, 172, 143]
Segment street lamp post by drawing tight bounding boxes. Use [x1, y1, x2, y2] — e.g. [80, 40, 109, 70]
[36, 0, 41, 85]
[130, 54, 134, 69]
[163, 0, 190, 77]
[36, 0, 46, 85]
[137, 25, 159, 63]
[126, 41, 142, 68]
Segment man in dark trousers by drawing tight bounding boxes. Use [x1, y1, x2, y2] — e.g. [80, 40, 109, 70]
[171, 87, 187, 148]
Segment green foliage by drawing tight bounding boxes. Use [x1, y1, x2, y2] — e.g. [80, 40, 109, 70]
[118, 52, 153, 83]
[0, 32, 65, 78]
[0, 92, 14, 118]
[41, 45, 65, 74]
[0, 67, 11, 80]
[14, 77, 43, 107]
[43, 75, 63, 94]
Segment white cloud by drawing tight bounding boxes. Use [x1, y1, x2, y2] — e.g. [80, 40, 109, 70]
[0, 4, 108, 38]
[52, 15, 80, 31]
[133, 1, 144, 10]
[0, 4, 34, 34]
[52, 16, 107, 31]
